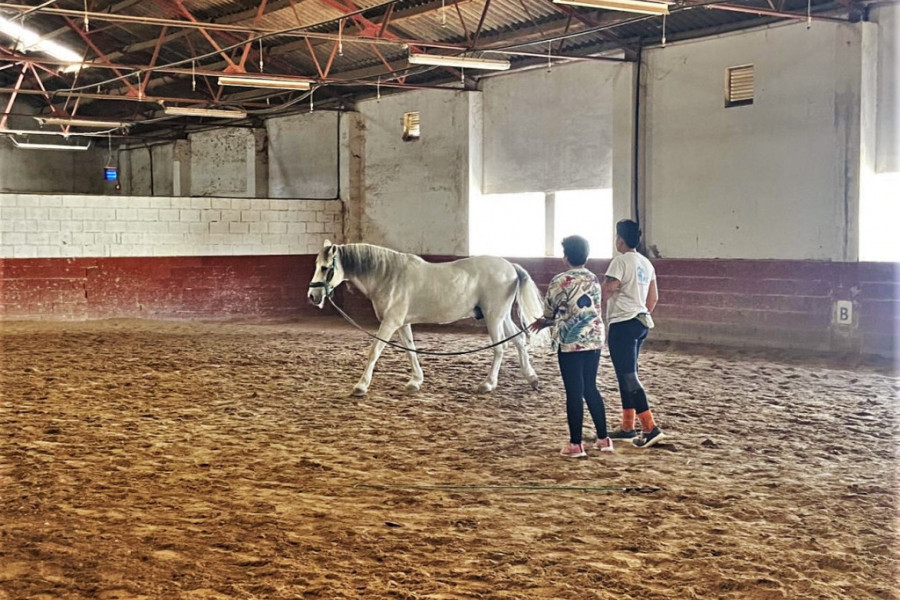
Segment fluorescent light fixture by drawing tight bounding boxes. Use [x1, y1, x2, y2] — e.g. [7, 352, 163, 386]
[0, 15, 85, 72]
[35, 116, 129, 128]
[163, 106, 248, 119]
[407, 53, 511, 71]
[218, 75, 312, 90]
[10, 137, 91, 151]
[552, 0, 669, 14]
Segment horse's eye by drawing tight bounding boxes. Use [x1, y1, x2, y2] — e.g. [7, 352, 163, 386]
[320, 266, 327, 272]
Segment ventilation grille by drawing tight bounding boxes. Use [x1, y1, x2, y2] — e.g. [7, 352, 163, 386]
[402, 111, 420, 141]
[726, 65, 754, 107]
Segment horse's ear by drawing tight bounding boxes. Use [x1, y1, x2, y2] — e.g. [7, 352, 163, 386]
[323, 239, 332, 248]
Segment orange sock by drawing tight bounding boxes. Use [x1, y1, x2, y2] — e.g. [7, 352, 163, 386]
[622, 409, 636, 431]
[637, 410, 656, 433]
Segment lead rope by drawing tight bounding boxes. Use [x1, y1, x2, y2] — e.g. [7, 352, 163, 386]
[324, 289, 532, 357]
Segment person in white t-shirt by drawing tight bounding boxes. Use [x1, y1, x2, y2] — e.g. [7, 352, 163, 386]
[602, 219, 665, 448]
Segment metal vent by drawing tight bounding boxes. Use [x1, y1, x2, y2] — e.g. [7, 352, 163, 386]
[402, 111, 420, 141]
[726, 65, 754, 107]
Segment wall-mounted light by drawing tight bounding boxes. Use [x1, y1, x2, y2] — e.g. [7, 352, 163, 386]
[552, 0, 669, 15]
[9, 137, 92, 150]
[163, 106, 248, 119]
[407, 53, 511, 71]
[218, 75, 313, 90]
[35, 116, 130, 128]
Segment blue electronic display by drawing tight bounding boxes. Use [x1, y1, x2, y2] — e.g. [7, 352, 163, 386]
[104, 167, 118, 181]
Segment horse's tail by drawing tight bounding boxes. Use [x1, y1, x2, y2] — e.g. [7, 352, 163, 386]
[513, 264, 550, 347]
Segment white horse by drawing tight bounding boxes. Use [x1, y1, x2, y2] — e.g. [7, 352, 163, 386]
[307, 240, 546, 396]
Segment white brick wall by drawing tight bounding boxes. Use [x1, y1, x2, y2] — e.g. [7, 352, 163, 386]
[0, 194, 343, 258]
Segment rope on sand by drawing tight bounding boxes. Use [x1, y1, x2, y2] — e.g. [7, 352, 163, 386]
[354, 483, 662, 494]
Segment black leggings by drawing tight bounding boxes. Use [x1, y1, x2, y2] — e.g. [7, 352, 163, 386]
[608, 319, 650, 414]
[557, 349, 608, 444]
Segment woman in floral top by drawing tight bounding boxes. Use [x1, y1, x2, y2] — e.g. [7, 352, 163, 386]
[530, 235, 612, 458]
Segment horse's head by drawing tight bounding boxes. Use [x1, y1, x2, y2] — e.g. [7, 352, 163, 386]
[307, 239, 346, 308]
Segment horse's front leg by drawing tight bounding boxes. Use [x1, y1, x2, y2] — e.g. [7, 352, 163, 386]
[353, 320, 400, 396]
[397, 324, 424, 392]
[478, 319, 505, 393]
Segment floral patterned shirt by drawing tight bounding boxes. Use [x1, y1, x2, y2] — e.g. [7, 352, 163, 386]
[542, 267, 605, 353]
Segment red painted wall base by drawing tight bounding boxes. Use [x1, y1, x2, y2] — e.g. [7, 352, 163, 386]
[1, 255, 896, 357]
[0, 256, 327, 321]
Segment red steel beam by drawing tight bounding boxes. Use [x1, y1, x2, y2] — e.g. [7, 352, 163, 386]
[705, 3, 848, 23]
[0, 63, 29, 130]
[167, 0, 240, 70]
[62, 15, 140, 96]
[142, 26, 169, 98]
[238, 0, 270, 70]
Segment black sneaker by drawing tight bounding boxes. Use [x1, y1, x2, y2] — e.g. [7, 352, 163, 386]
[632, 427, 665, 448]
[609, 429, 638, 441]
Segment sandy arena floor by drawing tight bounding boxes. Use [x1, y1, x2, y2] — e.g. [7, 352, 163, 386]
[0, 319, 897, 600]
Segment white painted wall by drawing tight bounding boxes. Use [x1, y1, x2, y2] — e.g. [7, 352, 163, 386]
[267, 111, 340, 199]
[872, 3, 899, 173]
[355, 89, 476, 255]
[0, 193, 341, 258]
[640, 22, 873, 260]
[481, 60, 617, 194]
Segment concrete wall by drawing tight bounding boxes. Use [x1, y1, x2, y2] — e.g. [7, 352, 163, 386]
[118, 128, 267, 198]
[481, 60, 617, 194]
[0, 134, 113, 196]
[266, 110, 341, 199]
[0, 193, 341, 258]
[355, 89, 476, 255]
[190, 128, 267, 197]
[872, 3, 899, 173]
[640, 22, 874, 261]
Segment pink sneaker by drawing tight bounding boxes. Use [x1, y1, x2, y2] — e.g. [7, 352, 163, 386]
[592, 437, 614, 452]
[560, 442, 587, 458]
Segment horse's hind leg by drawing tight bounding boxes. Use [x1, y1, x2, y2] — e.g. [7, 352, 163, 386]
[478, 316, 505, 393]
[398, 324, 424, 392]
[504, 315, 540, 390]
[353, 319, 401, 396]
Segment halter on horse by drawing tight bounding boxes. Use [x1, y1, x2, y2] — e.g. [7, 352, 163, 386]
[308, 240, 546, 396]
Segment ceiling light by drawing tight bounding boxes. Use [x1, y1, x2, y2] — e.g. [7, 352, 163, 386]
[163, 106, 248, 119]
[552, 0, 669, 15]
[407, 53, 511, 71]
[0, 15, 85, 71]
[218, 75, 312, 90]
[9, 137, 91, 151]
[35, 116, 130, 128]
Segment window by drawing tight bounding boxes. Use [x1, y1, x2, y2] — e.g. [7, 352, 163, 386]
[469, 192, 545, 256]
[726, 65, 754, 108]
[860, 171, 900, 262]
[553, 189, 614, 259]
[469, 189, 613, 258]
[402, 111, 420, 141]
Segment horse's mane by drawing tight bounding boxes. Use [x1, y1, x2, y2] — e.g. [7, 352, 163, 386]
[338, 243, 423, 281]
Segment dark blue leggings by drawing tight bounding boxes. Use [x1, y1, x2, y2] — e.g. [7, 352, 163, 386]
[557, 349, 608, 444]
[608, 319, 650, 414]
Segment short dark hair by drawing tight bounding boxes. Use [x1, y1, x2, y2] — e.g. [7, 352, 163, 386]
[561, 235, 590, 266]
[616, 219, 641, 249]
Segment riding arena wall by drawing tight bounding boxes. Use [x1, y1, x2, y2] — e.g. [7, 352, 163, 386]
[1, 193, 895, 359]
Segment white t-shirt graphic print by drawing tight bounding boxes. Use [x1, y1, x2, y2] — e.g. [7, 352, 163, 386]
[605, 251, 656, 325]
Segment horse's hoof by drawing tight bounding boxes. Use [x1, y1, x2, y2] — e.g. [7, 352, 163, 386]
[530, 378, 541, 391]
[405, 382, 421, 393]
[351, 385, 368, 397]
[477, 382, 494, 394]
